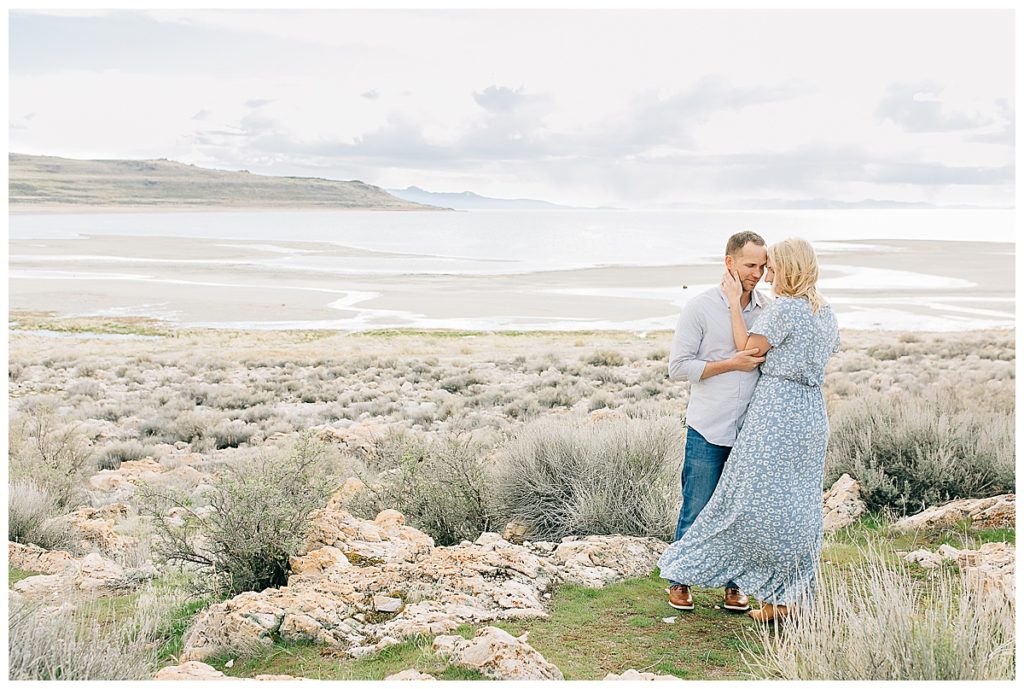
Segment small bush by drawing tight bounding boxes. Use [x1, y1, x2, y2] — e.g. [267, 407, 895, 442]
[8, 404, 91, 508]
[347, 431, 497, 546]
[142, 432, 337, 596]
[744, 553, 1015, 680]
[94, 440, 152, 470]
[825, 387, 1015, 514]
[585, 350, 626, 367]
[492, 414, 682, 540]
[8, 480, 80, 551]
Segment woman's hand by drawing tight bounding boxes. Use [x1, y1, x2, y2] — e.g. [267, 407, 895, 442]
[721, 269, 743, 305]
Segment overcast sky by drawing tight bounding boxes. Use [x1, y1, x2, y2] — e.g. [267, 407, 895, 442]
[8, 8, 1015, 208]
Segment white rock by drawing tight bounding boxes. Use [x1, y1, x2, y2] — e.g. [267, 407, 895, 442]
[604, 669, 682, 680]
[373, 595, 404, 613]
[385, 669, 436, 680]
[822, 473, 867, 532]
[903, 549, 942, 569]
[432, 626, 563, 680]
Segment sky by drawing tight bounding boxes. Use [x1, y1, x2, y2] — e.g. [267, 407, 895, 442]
[7, 8, 1016, 209]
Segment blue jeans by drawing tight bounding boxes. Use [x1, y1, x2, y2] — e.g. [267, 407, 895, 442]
[667, 426, 738, 589]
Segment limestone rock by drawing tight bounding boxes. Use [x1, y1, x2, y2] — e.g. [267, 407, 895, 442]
[893, 494, 1015, 532]
[288, 546, 351, 584]
[303, 505, 434, 564]
[502, 519, 531, 545]
[56, 504, 138, 555]
[432, 626, 563, 680]
[154, 661, 301, 681]
[550, 535, 665, 587]
[957, 542, 1015, 602]
[374, 594, 404, 612]
[116, 457, 167, 480]
[181, 587, 358, 661]
[822, 473, 867, 532]
[385, 669, 436, 680]
[903, 549, 942, 569]
[8, 542, 76, 575]
[154, 661, 230, 680]
[13, 552, 127, 597]
[604, 669, 683, 680]
[74, 552, 127, 591]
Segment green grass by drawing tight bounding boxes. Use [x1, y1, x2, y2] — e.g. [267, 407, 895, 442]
[9, 566, 43, 587]
[156, 597, 218, 664]
[206, 629, 486, 680]
[491, 571, 755, 680]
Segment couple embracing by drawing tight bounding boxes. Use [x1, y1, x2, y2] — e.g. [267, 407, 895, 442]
[658, 231, 840, 623]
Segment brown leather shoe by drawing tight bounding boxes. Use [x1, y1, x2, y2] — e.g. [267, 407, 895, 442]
[667, 584, 694, 611]
[723, 587, 750, 612]
[746, 603, 789, 623]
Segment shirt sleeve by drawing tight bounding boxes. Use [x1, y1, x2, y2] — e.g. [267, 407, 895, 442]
[749, 298, 792, 347]
[668, 300, 707, 382]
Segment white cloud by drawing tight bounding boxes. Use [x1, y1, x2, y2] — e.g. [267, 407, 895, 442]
[8, 8, 1014, 207]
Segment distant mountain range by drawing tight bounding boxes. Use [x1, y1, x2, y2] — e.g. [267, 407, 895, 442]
[9, 154, 439, 211]
[387, 186, 604, 210]
[653, 198, 1005, 210]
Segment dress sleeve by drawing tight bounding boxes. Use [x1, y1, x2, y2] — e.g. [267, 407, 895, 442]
[750, 299, 792, 347]
[831, 313, 841, 354]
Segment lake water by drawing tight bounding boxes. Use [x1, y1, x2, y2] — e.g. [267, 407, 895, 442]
[8, 208, 1016, 332]
[9, 208, 1015, 274]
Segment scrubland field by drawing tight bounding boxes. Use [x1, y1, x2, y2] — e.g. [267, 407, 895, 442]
[7, 319, 1016, 680]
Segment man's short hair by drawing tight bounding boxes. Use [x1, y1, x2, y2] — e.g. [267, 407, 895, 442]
[725, 231, 766, 257]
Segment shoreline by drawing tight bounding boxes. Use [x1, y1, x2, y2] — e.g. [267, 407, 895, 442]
[9, 235, 1014, 333]
[8, 204, 453, 215]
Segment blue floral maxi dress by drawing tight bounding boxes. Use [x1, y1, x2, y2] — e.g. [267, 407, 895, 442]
[658, 296, 841, 605]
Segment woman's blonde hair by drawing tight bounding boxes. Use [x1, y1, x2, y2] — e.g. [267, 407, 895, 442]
[769, 238, 826, 315]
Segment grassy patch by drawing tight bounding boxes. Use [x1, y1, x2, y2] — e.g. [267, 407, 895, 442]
[492, 571, 753, 680]
[11, 316, 171, 338]
[208, 630, 485, 680]
[156, 597, 217, 664]
[9, 566, 43, 587]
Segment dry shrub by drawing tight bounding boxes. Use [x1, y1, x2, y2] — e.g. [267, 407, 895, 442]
[825, 386, 1014, 514]
[492, 413, 682, 540]
[8, 403, 91, 509]
[141, 432, 336, 596]
[744, 552, 1015, 680]
[345, 430, 497, 546]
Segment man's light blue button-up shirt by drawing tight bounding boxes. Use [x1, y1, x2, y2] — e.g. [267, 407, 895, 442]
[668, 286, 769, 447]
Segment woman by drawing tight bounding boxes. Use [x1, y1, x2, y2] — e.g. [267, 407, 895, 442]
[657, 237, 840, 622]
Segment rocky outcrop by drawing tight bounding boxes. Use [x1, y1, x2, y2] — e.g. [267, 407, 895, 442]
[53, 504, 138, 555]
[951, 542, 1015, 602]
[893, 494, 1015, 532]
[8, 542, 76, 574]
[540, 535, 667, 588]
[87, 457, 208, 502]
[303, 504, 435, 564]
[180, 506, 663, 663]
[13, 552, 129, 597]
[432, 626, 563, 680]
[901, 541, 1014, 602]
[153, 661, 300, 681]
[822, 474, 867, 532]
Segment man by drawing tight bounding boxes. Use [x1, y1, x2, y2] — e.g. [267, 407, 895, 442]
[665, 231, 769, 612]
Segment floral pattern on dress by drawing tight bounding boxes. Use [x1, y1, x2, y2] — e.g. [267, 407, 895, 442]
[658, 296, 840, 605]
